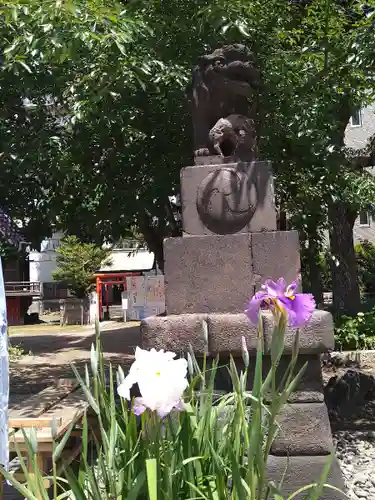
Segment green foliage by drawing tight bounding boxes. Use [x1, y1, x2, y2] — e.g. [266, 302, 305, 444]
[2, 0, 375, 300]
[335, 310, 375, 350]
[355, 239, 375, 294]
[317, 249, 335, 293]
[0, 239, 22, 262]
[2, 0, 375, 244]
[8, 340, 24, 362]
[0, 0, 193, 245]
[1, 319, 340, 499]
[52, 235, 111, 298]
[319, 240, 375, 295]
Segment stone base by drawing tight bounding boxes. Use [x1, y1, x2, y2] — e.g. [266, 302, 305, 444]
[141, 309, 334, 355]
[164, 230, 300, 315]
[140, 308, 345, 495]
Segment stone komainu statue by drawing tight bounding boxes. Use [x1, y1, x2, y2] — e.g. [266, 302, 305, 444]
[188, 44, 260, 160]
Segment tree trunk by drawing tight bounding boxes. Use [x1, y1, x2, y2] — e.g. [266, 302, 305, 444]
[277, 209, 287, 231]
[328, 201, 360, 316]
[307, 235, 324, 307]
[138, 216, 165, 273]
[138, 199, 181, 274]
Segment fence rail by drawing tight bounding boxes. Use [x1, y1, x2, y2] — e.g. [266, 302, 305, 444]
[5, 281, 41, 296]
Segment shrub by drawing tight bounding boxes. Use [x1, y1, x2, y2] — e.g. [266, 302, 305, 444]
[52, 235, 112, 299]
[334, 310, 375, 350]
[8, 331, 25, 362]
[8, 342, 24, 362]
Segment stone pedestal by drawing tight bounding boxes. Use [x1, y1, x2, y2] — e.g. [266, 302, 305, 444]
[141, 159, 344, 494]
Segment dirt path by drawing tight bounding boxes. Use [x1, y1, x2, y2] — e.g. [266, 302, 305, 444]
[9, 321, 141, 404]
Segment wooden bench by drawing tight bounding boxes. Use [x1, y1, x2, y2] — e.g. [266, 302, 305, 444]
[3, 379, 96, 499]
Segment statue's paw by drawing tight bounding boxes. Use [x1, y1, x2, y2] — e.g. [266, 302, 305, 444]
[194, 148, 211, 157]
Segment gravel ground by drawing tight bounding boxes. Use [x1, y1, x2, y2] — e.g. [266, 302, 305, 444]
[334, 430, 375, 499]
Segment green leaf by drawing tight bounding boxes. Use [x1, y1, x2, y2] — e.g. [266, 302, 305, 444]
[52, 416, 76, 462]
[17, 61, 33, 73]
[146, 458, 157, 500]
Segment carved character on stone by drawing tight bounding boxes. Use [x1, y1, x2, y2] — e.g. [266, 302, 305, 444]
[188, 44, 260, 160]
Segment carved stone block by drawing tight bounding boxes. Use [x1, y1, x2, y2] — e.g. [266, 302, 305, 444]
[141, 314, 208, 354]
[164, 233, 253, 315]
[271, 402, 333, 456]
[251, 230, 301, 289]
[181, 161, 276, 236]
[267, 456, 345, 499]
[142, 311, 334, 358]
[164, 231, 300, 315]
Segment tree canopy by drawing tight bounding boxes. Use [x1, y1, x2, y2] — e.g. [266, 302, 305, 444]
[2, 0, 375, 312]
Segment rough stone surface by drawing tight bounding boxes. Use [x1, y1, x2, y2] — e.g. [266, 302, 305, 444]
[325, 350, 375, 369]
[271, 402, 333, 456]
[207, 313, 259, 354]
[141, 310, 334, 356]
[181, 161, 276, 236]
[267, 455, 345, 499]
[140, 314, 208, 353]
[194, 155, 235, 165]
[164, 232, 301, 315]
[263, 309, 335, 354]
[251, 230, 300, 289]
[164, 233, 253, 315]
[207, 310, 334, 355]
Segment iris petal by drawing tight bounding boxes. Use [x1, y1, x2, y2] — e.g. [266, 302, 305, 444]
[286, 279, 299, 296]
[285, 293, 316, 327]
[246, 278, 316, 328]
[264, 279, 284, 297]
[245, 291, 268, 324]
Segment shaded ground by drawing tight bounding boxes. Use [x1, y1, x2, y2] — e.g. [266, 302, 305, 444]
[4, 321, 142, 500]
[9, 321, 141, 403]
[322, 359, 375, 431]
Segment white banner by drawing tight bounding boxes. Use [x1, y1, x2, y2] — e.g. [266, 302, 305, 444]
[0, 258, 8, 469]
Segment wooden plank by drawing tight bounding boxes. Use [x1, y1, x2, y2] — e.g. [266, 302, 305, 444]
[9, 417, 63, 429]
[9, 380, 78, 420]
[10, 389, 89, 447]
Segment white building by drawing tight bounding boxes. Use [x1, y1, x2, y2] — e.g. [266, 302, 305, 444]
[29, 232, 64, 284]
[344, 104, 375, 243]
[29, 233, 157, 308]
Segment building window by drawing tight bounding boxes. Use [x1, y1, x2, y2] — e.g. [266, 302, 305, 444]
[350, 109, 362, 127]
[359, 211, 370, 226]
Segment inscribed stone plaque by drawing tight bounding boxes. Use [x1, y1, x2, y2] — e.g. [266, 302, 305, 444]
[181, 161, 276, 236]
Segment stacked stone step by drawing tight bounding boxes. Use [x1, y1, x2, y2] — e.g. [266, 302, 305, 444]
[141, 160, 345, 498]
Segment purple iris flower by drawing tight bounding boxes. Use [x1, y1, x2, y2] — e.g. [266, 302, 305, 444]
[245, 278, 316, 328]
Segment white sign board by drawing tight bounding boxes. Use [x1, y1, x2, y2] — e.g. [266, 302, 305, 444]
[126, 276, 165, 320]
[121, 291, 128, 311]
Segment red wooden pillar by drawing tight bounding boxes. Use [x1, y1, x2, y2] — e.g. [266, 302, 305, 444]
[96, 277, 103, 321]
[105, 284, 109, 318]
